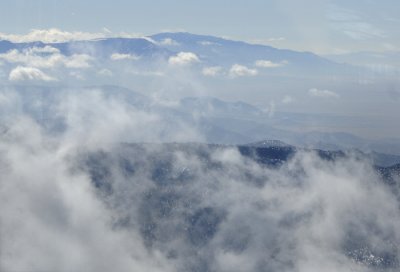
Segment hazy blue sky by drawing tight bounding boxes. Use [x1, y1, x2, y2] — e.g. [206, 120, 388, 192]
[0, 0, 398, 53]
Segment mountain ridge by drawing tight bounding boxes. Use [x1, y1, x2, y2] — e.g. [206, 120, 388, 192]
[0, 32, 347, 71]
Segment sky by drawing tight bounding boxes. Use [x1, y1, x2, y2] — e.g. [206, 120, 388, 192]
[0, 0, 398, 54]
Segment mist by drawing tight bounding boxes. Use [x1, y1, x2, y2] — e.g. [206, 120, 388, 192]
[0, 86, 399, 272]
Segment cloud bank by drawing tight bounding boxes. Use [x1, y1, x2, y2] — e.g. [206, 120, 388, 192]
[0, 48, 92, 69]
[0, 86, 398, 272]
[0, 28, 107, 43]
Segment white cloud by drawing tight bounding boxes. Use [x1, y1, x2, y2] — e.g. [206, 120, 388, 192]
[26, 45, 60, 54]
[0, 49, 92, 69]
[229, 64, 258, 77]
[0, 28, 106, 43]
[9, 66, 56, 82]
[308, 88, 339, 98]
[255, 60, 288, 68]
[282, 95, 294, 104]
[202, 66, 222, 77]
[168, 52, 200, 66]
[110, 53, 140, 61]
[159, 38, 180, 46]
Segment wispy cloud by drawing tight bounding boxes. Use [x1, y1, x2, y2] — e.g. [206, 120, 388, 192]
[110, 53, 140, 61]
[282, 95, 294, 104]
[69, 71, 85, 80]
[202, 66, 222, 77]
[198, 40, 220, 46]
[129, 70, 165, 77]
[328, 6, 385, 40]
[97, 68, 113, 77]
[255, 60, 288, 68]
[308, 88, 339, 98]
[250, 37, 286, 45]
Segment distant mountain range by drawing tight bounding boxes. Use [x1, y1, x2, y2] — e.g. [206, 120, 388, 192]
[0, 32, 356, 77]
[1, 84, 400, 157]
[0, 33, 398, 154]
